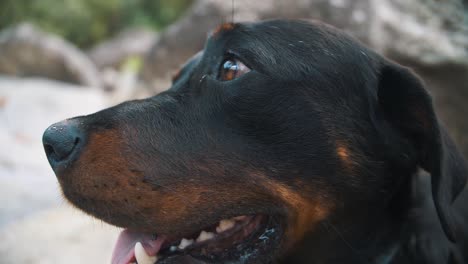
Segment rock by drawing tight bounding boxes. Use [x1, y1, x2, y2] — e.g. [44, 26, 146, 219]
[0, 77, 107, 226]
[0, 23, 102, 88]
[141, 0, 468, 156]
[88, 28, 158, 69]
[0, 77, 116, 264]
[371, 0, 468, 66]
[102, 67, 151, 103]
[0, 207, 119, 264]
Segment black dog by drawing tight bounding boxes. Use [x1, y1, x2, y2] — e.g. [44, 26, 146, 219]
[43, 20, 468, 264]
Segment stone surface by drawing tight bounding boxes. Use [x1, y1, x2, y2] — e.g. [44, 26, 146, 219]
[372, 0, 468, 66]
[0, 23, 102, 88]
[0, 77, 115, 263]
[0, 77, 107, 226]
[88, 28, 158, 69]
[0, 207, 119, 264]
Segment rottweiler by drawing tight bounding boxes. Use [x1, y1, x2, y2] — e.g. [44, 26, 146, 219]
[43, 20, 468, 264]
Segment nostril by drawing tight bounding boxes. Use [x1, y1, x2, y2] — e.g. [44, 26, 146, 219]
[44, 139, 79, 161]
[42, 120, 84, 166]
[44, 143, 55, 158]
[43, 135, 80, 162]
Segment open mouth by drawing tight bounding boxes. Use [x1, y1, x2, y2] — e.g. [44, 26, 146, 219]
[111, 214, 282, 264]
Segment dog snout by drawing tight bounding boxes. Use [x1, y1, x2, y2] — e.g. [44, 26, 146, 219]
[43, 119, 84, 169]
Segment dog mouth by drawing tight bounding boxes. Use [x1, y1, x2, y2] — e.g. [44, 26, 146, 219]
[111, 214, 282, 264]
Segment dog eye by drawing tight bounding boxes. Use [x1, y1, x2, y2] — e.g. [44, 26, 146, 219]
[219, 59, 250, 81]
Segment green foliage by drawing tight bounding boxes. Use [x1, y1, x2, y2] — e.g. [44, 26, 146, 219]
[121, 55, 143, 73]
[0, 0, 192, 48]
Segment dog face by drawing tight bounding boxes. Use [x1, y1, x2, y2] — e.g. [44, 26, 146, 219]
[43, 20, 467, 264]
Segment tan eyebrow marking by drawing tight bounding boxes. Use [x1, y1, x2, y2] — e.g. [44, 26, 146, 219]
[171, 68, 182, 82]
[211, 22, 236, 37]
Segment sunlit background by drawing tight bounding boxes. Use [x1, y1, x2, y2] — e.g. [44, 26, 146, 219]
[0, 0, 467, 263]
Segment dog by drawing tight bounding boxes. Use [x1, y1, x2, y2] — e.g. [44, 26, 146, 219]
[43, 20, 468, 264]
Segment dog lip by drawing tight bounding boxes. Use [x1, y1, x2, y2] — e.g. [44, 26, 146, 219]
[157, 214, 281, 262]
[112, 214, 282, 263]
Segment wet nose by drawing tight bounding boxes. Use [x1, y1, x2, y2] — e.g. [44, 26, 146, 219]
[42, 119, 84, 168]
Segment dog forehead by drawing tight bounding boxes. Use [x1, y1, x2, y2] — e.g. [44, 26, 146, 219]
[204, 20, 368, 68]
[175, 19, 379, 100]
[208, 20, 344, 47]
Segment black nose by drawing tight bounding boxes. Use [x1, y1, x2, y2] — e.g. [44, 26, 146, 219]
[43, 119, 84, 167]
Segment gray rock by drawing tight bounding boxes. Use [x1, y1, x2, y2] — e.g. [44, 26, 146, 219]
[88, 28, 158, 69]
[0, 23, 102, 88]
[0, 77, 107, 226]
[0, 77, 113, 264]
[0, 207, 119, 264]
[371, 0, 468, 66]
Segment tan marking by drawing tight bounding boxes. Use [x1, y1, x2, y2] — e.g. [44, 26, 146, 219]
[211, 22, 236, 37]
[60, 129, 215, 234]
[171, 68, 182, 82]
[272, 182, 330, 247]
[250, 172, 333, 250]
[336, 141, 353, 171]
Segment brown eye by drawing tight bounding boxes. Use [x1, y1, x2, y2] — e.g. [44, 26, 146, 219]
[219, 59, 250, 81]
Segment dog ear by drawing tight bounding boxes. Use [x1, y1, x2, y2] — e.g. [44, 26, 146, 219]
[377, 62, 468, 242]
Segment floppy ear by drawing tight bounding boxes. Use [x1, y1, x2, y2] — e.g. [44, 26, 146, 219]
[377, 62, 468, 242]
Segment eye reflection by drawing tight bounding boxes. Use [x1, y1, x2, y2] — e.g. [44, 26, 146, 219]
[219, 59, 250, 81]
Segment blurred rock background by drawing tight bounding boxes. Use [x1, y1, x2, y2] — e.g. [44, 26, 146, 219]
[0, 0, 467, 263]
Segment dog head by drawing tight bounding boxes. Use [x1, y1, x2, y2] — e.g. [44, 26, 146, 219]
[43, 20, 467, 263]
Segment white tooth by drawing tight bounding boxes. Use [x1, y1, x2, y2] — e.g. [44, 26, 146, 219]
[196, 230, 215, 242]
[135, 242, 158, 264]
[178, 238, 194, 249]
[216, 219, 235, 233]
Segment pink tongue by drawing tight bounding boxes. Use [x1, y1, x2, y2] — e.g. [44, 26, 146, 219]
[111, 229, 165, 264]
